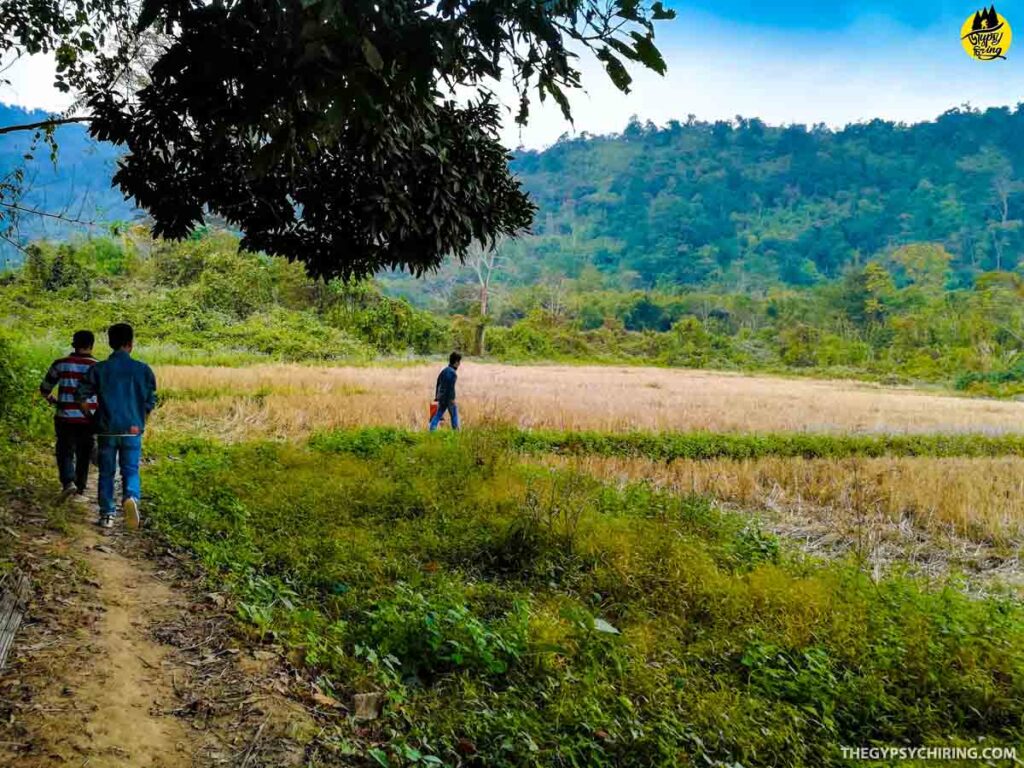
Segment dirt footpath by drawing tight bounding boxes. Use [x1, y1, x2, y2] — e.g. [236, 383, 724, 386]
[0, 489, 322, 767]
[73, 521, 193, 766]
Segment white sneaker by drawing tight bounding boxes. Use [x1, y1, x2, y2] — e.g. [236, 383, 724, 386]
[71, 492, 91, 505]
[59, 484, 77, 502]
[123, 497, 141, 530]
[97, 515, 114, 529]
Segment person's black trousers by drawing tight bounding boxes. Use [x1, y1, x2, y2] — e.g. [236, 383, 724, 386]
[54, 420, 95, 492]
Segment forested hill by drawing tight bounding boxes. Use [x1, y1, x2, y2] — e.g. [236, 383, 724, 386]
[4, 103, 1024, 290]
[509, 106, 1024, 290]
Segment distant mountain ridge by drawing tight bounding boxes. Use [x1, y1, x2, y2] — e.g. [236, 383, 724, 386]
[0, 103, 132, 262]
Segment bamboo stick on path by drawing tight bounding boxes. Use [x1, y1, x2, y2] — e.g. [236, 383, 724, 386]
[0, 570, 31, 669]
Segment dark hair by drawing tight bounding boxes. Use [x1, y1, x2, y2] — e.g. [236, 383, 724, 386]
[72, 330, 94, 350]
[108, 323, 134, 350]
[449, 351, 462, 366]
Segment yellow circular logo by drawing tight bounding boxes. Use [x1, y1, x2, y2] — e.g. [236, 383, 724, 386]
[962, 5, 1012, 60]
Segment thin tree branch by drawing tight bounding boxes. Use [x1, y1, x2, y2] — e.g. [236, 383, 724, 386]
[0, 232, 28, 255]
[0, 52, 24, 77]
[0, 201, 96, 226]
[0, 117, 93, 136]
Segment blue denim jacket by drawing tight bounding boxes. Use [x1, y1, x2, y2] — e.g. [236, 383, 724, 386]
[78, 350, 157, 435]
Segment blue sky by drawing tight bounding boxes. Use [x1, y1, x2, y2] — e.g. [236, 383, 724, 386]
[3, 1, 1023, 148]
[672, 0, 971, 28]
[500, 0, 1024, 146]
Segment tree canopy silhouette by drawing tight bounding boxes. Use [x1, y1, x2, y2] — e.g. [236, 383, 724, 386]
[1, 0, 674, 276]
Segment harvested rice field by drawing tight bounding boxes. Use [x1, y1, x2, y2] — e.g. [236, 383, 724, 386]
[153, 362, 1024, 440]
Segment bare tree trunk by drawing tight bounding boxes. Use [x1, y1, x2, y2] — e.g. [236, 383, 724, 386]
[475, 281, 489, 355]
[992, 226, 1004, 271]
[469, 242, 505, 356]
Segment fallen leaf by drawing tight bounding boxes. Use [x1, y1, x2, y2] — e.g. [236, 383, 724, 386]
[311, 691, 342, 708]
[593, 618, 620, 635]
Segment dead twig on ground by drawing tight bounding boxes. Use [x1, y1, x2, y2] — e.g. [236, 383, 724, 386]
[239, 714, 270, 768]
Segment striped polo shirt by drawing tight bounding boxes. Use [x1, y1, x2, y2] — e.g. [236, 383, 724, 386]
[40, 354, 98, 424]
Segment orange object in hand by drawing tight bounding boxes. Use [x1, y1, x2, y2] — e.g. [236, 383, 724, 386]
[429, 400, 439, 420]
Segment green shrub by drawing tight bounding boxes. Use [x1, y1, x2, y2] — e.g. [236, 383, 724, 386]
[323, 280, 451, 354]
[956, 355, 1024, 396]
[216, 307, 373, 361]
[309, 426, 420, 457]
[0, 333, 50, 439]
[22, 242, 92, 296]
[0, 333, 55, 572]
[360, 583, 529, 679]
[0, 334, 20, 425]
[1, 234, 440, 364]
[485, 313, 556, 358]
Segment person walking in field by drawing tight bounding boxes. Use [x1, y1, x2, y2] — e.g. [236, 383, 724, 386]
[429, 351, 462, 431]
[39, 330, 99, 503]
[77, 323, 157, 530]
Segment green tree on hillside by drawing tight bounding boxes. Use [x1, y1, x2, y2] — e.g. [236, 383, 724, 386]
[957, 147, 1024, 270]
[502, 107, 1024, 289]
[891, 244, 952, 294]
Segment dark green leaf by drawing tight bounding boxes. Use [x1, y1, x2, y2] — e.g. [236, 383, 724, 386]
[135, 0, 163, 31]
[651, 2, 676, 20]
[597, 48, 632, 92]
[629, 32, 667, 75]
[362, 37, 384, 71]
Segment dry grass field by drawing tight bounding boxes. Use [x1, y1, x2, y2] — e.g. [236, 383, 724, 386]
[547, 454, 1024, 544]
[152, 362, 1024, 439]
[152, 362, 1024, 567]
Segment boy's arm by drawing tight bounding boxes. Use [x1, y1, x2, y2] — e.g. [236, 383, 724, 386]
[39, 362, 59, 404]
[144, 365, 157, 414]
[77, 365, 98, 406]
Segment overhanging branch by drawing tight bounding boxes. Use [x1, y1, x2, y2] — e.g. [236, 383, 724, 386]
[0, 116, 93, 136]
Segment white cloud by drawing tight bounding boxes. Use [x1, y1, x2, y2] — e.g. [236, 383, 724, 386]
[1, 53, 75, 113]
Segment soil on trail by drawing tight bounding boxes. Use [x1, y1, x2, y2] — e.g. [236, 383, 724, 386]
[0, 485, 321, 768]
[71, 522, 193, 766]
[1, 498, 195, 767]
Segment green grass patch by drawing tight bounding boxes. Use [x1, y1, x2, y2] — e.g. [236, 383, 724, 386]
[0, 333, 76, 571]
[144, 434, 1024, 767]
[310, 425, 1024, 461]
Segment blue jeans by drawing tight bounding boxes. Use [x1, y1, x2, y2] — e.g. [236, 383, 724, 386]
[97, 435, 142, 516]
[429, 402, 459, 431]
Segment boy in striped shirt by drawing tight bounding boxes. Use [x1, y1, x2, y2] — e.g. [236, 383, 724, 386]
[39, 330, 98, 502]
